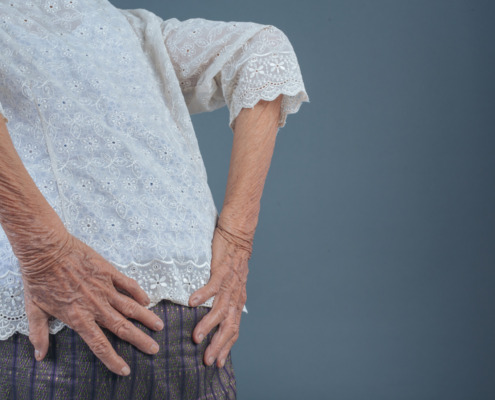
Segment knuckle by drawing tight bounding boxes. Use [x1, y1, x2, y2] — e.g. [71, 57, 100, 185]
[28, 333, 39, 347]
[225, 320, 239, 337]
[123, 300, 139, 318]
[121, 274, 133, 286]
[90, 338, 112, 358]
[128, 277, 140, 290]
[209, 340, 222, 354]
[65, 305, 80, 319]
[112, 319, 131, 338]
[219, 277, 233, 292]
[208, 278, 222, 294]
[217, 306, 229, 320]
[66, 309, 83, 328]
[230, 324, 240, 337]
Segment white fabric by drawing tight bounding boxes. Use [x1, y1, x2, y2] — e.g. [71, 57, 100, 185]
[0, 0, 309, 340]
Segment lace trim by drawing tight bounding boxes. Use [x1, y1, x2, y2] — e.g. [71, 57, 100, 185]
[0, 258, 246, 340]
[227, 49, 310, 130]
[229, 83, 309, 130]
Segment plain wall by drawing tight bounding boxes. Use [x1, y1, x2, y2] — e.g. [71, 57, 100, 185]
[111, 1, 495, 399]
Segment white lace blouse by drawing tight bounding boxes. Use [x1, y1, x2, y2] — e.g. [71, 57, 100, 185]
[0, 0, 309, 340]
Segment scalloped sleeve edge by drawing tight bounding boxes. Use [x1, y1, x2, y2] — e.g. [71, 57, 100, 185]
[229, 86, 309, 131]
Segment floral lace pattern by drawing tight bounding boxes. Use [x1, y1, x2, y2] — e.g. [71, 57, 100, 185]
[0, 259, 216, 339]
[0, 0, 308, 340]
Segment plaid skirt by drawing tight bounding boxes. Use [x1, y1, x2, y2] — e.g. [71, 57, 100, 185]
[0, 299, 236, 400]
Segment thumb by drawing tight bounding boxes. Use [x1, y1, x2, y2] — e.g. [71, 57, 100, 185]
[189, 273, 222, 307]
[26, 301, 50, 361]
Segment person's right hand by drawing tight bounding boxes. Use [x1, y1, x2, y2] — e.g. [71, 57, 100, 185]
[19, 230, 164, 376]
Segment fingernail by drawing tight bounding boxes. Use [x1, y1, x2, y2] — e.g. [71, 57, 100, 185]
[121, 366, 130, 376]
[191, 297, 200, 306]
[35, 350, 41, 361]
[149, 343, 159, 354]
[208, 356, 215, 365]
[154, 320, 164, 330]
[220, 359, 225, 368]
[198, 333, 204, 342]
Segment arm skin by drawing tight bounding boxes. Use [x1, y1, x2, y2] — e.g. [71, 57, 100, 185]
[0, 115, 165, 376]
[188, 94, 283, 368]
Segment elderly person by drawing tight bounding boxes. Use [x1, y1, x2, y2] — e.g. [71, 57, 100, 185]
[0, 0, 308, 398]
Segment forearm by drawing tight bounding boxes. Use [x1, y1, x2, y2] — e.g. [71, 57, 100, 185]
[0, 117, 65, 266]
[218, 95, 283, 244]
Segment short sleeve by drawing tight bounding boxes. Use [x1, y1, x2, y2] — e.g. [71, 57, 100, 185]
[161, 18, 309, 130]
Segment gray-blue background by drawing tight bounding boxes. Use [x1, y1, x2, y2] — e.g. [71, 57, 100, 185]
[113, 1, 495, 399]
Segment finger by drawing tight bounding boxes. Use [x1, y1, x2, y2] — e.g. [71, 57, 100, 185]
[205, 287, 245, 366]
[97, 308, 160, 356]
[108, 291, 164, 331]
[26, 302, 50, 361]
[189, 272, 224, 307]
[77, 321, 131, 376]
[112, 270, 150, 306]
[204, 313, 239, 366]
[216, 334, 238, 368]
[192, 290, 231, 344]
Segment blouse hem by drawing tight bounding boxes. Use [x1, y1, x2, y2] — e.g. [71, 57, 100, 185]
[0, 258, 248, 341]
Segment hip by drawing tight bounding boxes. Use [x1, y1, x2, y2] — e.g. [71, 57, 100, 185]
[0, 299, 236, 400]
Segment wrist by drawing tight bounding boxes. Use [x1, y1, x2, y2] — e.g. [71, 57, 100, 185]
[3, 204, 69, 272]
[218, 204, 260, 240]
[15, 224, 71, 277]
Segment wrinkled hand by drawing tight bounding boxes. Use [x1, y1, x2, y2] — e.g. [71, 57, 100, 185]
[20, 232, 165, 376]
[188, 224, 250, 368]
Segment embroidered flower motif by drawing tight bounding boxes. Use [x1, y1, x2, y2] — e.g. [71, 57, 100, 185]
[57, 138, 75, 152]
[182, 277, 196, 291]
[105, 217, 121, 231]
[180, 44, 196, 57]
[248, 64, 265, 78]
[89, 78, 102, 89]
[75, 26, 88, 36]
[187, 219, 199, 232]
[106, 137, 122, 151]
[150, 274, 167, 290]
[96, 25, 108, 36]
[98, 178, 114, 192]
[44, 1, 59, 13]
[56, 98, 71, 111]
[81, 216, 99, 234]
[119, 52, 132, 65]
[63, 0, 77, 9]
[122, 177, 138, 192]
[79, 179, 94, 192]
[0, 9, 305, 338]
[83, 136, 99, 152]
[71, 80, 83, 93]
[63, 48, 74, 58]
[39, 180, 56, 195]
[23, 144, 39, 160]
[143, 176, 158, 193]
[150, 216, 162, 229]
[128, 215, 145, 231]
[3, 287, 23, 308]
[109, 111, 126, 128]
[270, 59, 286, 74]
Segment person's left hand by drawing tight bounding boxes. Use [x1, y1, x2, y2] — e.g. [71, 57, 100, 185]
[188, 224, 250, 368]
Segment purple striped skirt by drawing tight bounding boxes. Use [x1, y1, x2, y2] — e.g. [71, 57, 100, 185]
[0, 299, 236, 399]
